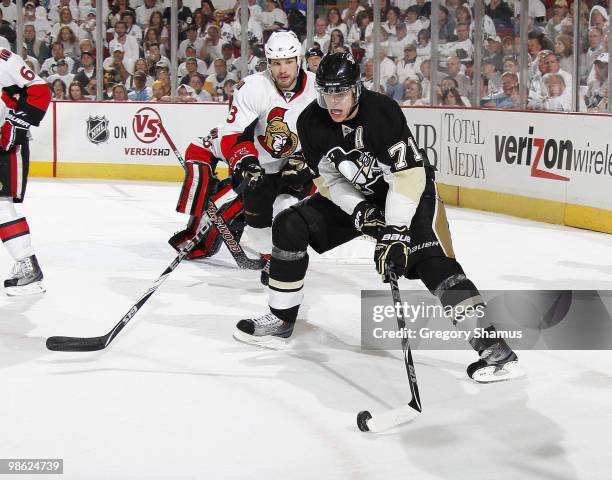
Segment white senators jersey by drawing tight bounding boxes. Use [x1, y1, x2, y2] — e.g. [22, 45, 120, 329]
[220, 69, 317, 174]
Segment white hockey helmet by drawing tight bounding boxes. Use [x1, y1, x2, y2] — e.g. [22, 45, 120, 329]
[265, 31, 302, 61]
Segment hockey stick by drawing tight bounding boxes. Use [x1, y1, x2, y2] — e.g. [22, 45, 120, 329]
[44, 204, 225, 352]
[159, 122, 265, 270]
[357, 266, 422, 432]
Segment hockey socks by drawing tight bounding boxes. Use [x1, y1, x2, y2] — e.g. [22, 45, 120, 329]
[0, 199, 35, 261]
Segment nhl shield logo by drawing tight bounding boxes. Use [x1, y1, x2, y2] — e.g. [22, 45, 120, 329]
[86, 116, 109, 144]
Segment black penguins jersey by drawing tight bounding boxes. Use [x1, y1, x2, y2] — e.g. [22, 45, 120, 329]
[297, 89, 428, 228]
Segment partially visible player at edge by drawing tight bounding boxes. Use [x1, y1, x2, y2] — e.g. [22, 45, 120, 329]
[218, 30, 317, 284]
[234, 52, 522, 383]
[0, 47, 51, 296]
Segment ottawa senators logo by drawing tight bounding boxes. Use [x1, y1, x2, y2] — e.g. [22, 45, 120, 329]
[257, 107, 299, 158]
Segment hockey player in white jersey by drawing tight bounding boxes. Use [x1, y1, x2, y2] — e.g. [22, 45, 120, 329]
[219, 30, 317, 284]
[0, 47, 51, 295]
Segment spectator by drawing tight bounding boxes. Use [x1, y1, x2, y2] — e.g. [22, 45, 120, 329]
[585, 27, 604, 79]
[396, 43, 422, 84]
[222, 78, 236, 101]
[388, 22, 413, 60]
[188, 74, 213, 101]
[437, 5, 455, 43]
[485, 71, 519, 109]
[73, 51, 96, 87]
[446, 54, 471, 98]
[143, 27, 162, 56]
[110, 21, 141, 63]
[145, 43, 170, 75]
[307, 17, 330, 52]
[0, 0, 16, 25]
[205, 58, 237, 101]
[416, 28, 431, 60]
[201, 24, 226, 63]
[231, 6, 263, 45]
[405, 6, 427, 44]
[41, 42, 75, 78]
[51, 79, 67, 100]
[128, 71, 153, 101]
[58, 26, 81, 60]
[107, 0, 136, 28]
[378, 45, 396, 86]
[440, 76, 471, 105]
[136, 0, 162, 28]
[219, 43, 237, 73]
[585, 52, 608, 111]
[179, 56, 207, 83]
[179, 24, 205, 60]
[21, 45, 40, 74]
[483, 58, 502, 96]
[326, 28, 347, 54]
[103, 44, 135, 82]
[539, 73, 571, 111]
[362, 57, 375, 91]
[260, 0, 288, 34]
[121, 11, 143, 43]
[382, 6, 400, 39]
[402, 79, 426, 106]
[80, 9, 97, 42]
[485, 0, 514, 30]
[111, 84, 129, 101]
[545, 0, 569, 43]
[85, 78, 98, 100]
[503, 55, 519, 76]
[342, 0, 365, 30]
[501, 35, 515, 56]
[347, 9, 371, 49]
[23, 2, 51, 41]
[24, 24, 49, 65]
[232, 43, 262, 78]
[325, 6, 347, 39]
[385, 73, 405, 101]
[554, 33, 573, 73]
[441, 86, 466, 106]
[176, 83, 198, 102]
[50, 7, 85, 42]
[589, 5, 608, 31]
[163, 0, 192, 41]
[48, 60, 75, 87]
[49, 0, 79, 25]
[440, 21, 473, 58]
[527, 31, 546, 77]
[0, 8, 15, 47]
[68, 81, 87, 101]
[484, 35, 504, 72]
[149, 79, 167, 101]
[419, 58, 432, 99]
[305, 47, 323, 74]
[146, 11, 169, 54]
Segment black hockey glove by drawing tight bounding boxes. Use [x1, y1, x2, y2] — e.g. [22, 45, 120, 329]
[232, 156, 265, 190]
[374, 225, 411, 276]
[280, 155, 315, 191]
[1, 111, 30, 151]
[351, 201, 385, 238]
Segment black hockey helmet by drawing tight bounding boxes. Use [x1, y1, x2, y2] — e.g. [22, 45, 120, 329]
[315, 52, 362, 109]
[305, 47, 324, 60]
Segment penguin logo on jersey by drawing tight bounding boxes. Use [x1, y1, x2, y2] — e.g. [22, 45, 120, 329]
[86, 116, 109, 144]
[326, 146, 383, 195]
[257, 107, 299, 158]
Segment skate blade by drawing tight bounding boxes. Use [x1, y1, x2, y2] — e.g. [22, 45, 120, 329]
[472, 361, 525, 383]
[5, 281, 46, 297]
[232, 329, 290, 350]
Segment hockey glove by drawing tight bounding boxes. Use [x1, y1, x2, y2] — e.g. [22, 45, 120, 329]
[280, 155, 315, 191]
[0, 111, 31, 151]
[351, 201, 385, 238]
[374, 225, 411, 276]
[232, 156, 265, 190]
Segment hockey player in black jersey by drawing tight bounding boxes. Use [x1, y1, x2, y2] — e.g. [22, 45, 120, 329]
[234, 52, 522, 383]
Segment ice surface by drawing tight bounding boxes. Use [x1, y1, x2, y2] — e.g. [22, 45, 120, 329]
[1, 179, 610, 480]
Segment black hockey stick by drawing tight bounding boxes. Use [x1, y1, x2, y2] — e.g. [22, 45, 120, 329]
[45, 204, 225, 352]
[159, 122, 265, 270]
[357, 266, 422, 432]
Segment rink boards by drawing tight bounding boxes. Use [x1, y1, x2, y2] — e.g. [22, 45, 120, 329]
[28, 101, 612, 234]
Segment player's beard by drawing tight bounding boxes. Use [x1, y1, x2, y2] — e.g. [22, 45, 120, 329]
[272, 67, 298, 91]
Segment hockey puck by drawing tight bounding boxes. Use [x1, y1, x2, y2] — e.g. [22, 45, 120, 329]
[357, 410, 372, 432]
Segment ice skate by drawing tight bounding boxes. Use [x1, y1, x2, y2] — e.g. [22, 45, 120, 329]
[233, 312, 293, 349]
[467, 339, 524, 383]
[4, 255, 45, 296]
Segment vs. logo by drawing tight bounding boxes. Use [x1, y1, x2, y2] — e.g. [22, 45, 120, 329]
[132, 107, 162, 144]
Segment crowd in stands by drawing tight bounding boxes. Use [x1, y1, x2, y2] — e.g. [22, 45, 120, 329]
[1, 0, 608, 111]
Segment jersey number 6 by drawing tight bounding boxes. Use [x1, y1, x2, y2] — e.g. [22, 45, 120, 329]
[388, 138, 422, 170]
[20, 66, 35, 81]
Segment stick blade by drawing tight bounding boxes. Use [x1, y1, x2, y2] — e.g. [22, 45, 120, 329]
[46, 335, 108, 352]
[363, 405, 421, 433]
